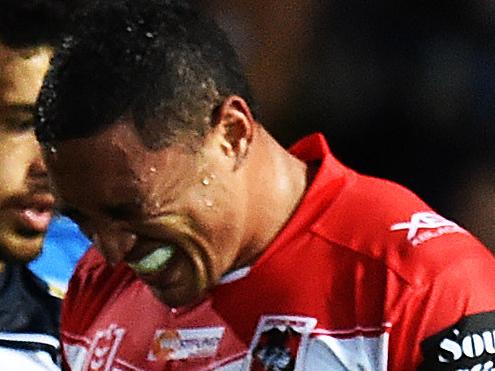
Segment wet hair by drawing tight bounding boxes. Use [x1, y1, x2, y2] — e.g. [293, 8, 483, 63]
[35, 0, 258, 150]
[0, 0, 75, 48]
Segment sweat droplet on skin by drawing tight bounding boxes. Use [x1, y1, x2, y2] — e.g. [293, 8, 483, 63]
[149, 167, 157, 173]
[201, 178, 210, 186]
[205, 200, 213, 207]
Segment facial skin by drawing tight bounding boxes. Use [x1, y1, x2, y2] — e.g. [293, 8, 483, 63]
[47, 96, 308, 307]
[0, 43, 54, 269]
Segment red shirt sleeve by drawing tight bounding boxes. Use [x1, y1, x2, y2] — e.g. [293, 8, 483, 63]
[388, 235, 495, 370]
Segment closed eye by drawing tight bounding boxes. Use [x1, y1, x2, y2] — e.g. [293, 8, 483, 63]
[1, 105, 35, 132]
[4, 117, 34, 132]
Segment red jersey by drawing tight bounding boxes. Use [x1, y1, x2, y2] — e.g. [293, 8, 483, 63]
[61, 134, 495, 370]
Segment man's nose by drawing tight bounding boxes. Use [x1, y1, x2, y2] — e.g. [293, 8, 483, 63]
[92, 229, 137, 266]
[28, 155, 47, 178]
[26, 135, 49, 186]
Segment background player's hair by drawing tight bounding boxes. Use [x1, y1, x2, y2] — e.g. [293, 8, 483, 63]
[36, 0, 258, 150]
[0, 0, 76, 48]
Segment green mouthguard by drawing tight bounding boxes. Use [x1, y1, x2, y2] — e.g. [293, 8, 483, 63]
[128, 245, 174, 274]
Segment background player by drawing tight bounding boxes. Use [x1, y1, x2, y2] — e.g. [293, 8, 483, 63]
[0, 0, 83, 368]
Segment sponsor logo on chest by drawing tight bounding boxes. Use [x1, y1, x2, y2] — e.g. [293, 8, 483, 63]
[147, 326, 225, 362]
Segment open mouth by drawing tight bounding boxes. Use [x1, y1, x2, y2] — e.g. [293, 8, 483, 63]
[127, 245, 175, 275]
[21, 208, 52, 230]
[14, 193, 55, 235]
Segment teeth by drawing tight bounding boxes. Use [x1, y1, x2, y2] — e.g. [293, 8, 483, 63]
[128, 245, 174, 274]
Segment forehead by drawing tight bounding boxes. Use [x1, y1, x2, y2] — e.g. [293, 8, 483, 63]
[0, 43, 52, 106]
[47, 121, 201, 208]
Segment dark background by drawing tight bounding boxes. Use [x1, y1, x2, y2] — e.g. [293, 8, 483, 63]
[202, 0, 495, 249]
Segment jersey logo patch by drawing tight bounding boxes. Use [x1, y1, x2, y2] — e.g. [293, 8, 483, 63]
[147, 326, 224, 361]
[390, 211, 466, 246]
[243, 315, 317, 371]
[85, 324, 125, 371]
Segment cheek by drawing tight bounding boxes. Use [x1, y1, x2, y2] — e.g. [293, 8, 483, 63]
[0, 138, 31, 200]
[203, 182, 245, 228]
[190, 188, 245, 259]
[50, 163, 100, 205]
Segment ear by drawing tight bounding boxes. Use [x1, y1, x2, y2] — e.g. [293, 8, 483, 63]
[210, 96, 255, 168]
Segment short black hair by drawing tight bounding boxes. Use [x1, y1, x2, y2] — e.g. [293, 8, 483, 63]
[36, 0, 258, 150]
[0, 0, 75, 48]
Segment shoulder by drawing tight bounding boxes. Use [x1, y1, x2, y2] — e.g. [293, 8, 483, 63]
[0, 265, 61, 369]
[63, 247, 136, 327]
[66, 246, 137, 297]
[66, 246, 108, 292]
[312, 172, 495, 287]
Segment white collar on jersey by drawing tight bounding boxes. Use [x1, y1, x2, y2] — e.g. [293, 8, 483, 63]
[218, 266, 251, 285]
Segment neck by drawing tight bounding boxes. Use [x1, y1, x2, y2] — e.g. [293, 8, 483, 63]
[240, 126, 309, 265]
